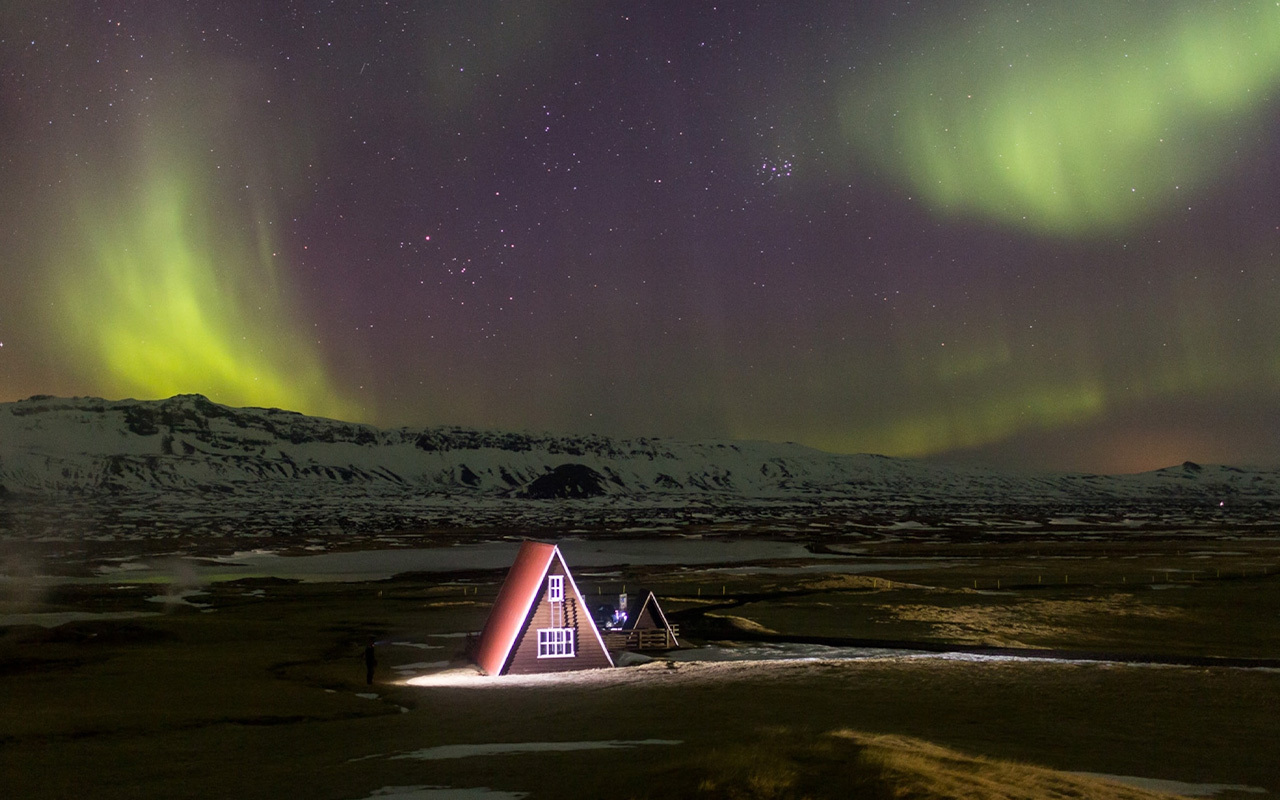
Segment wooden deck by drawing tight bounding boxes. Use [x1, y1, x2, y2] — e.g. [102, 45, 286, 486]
[603, 625, 680, 652]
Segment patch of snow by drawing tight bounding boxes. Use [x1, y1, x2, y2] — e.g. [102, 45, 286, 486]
[145, 588, 210, 608]
[393, 661, 452, 672]
[391, 740, 682, 761]
[707, 561, 959, 575]
[613, 651, 655, 667]
[95, 561, 150, 575]
[669, 642, 925, 663]
[356, 786, 527, 800]
[0, 574, 78, 588]
[403, 654, 1280, 693]
[1071, 773, 1268, 797]
[83, 540, 839, 584]
[910, 652, 1113, 666]
[0, 610, 161, 627]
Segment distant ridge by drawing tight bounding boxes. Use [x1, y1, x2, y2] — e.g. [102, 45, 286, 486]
[2, 394, 1276, 508]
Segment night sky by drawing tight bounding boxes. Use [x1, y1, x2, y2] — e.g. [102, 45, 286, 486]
[3, 1, 1280, 474]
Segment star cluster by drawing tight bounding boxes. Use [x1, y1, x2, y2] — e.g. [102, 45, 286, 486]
[2, 1, 1280, 473]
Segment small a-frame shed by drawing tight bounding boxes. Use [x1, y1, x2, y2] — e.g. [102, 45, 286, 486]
[474, 541, 614, 676]
[617, 589, 680, 650]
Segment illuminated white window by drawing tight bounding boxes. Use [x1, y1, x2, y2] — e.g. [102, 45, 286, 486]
[537, 627, 575, 658]
[547, 575, 564, 603]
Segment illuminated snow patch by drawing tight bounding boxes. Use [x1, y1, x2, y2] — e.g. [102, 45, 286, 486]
[402, 645, 932, 686]
[911, 652, 1113, 666]
[1071, 773, 1267, 797]
[393, 661, 452, 672]
[668, 642, 925, 662]
[391, 740, 681, 761]
[401, 667, 561, 687]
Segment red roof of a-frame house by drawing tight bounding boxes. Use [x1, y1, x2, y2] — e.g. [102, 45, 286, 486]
[474, 541, 614, 676]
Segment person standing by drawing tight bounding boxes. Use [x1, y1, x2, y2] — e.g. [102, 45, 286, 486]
[364, 640, 377, 685]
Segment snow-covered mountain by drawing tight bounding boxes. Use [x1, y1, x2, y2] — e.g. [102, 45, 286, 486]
[2, 394, 1276, 509]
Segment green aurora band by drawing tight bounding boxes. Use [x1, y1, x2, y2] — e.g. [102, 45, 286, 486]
[52, 146, 360, 421]
[778, 0, 1280, 464]
[839, 0, 1280, 234]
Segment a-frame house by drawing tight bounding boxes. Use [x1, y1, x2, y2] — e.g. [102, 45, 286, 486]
[474, 541, 614, 676]
[620, 589, 680, 650]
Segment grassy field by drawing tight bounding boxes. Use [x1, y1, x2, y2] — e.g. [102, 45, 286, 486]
[2, 535, 1278, 799]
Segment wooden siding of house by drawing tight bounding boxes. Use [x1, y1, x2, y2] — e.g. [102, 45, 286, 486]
[631, 605, 657, 631]
[504, 561, 612, 675]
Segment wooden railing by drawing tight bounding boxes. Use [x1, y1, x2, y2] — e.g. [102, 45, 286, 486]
[603, 625, 680, 652]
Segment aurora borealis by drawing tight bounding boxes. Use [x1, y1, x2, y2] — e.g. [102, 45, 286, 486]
[3, 1, 1280, 473]
[54, 130, 360, 422]
[840, 0, 1280, 234]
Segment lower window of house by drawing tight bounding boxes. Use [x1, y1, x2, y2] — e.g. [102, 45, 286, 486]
[537, 627, 575, 658]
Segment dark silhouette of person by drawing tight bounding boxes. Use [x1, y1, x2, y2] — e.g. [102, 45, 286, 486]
[364, 640, 377, 685]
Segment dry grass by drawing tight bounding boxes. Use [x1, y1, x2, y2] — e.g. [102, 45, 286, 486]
[682, 726, 887, 800]
[847, 731, 1181, 800]
[880, 595, 1185, 647]
[794, 575, 899, 592]
[662, 728, 1185, 800]
[706, 612, 780, 634]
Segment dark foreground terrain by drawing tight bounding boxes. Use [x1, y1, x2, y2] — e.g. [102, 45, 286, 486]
[2, 525, 1279, 799]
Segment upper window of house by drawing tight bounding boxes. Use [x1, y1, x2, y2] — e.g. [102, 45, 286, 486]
[547, 574, 564, 603]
